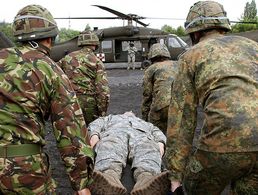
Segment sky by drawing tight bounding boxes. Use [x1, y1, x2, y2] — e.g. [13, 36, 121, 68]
[1, 0, 255, 31]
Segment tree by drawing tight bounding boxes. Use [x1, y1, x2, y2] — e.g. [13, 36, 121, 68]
[243, 0, 257, 21]
[85, 24, 91, 31]
[0, 21, 15, 42]
[231, 0, 258, 32]
[161, 25, 186, 36]
[176, 26, 186, 37]
[58, 28, 80, 42]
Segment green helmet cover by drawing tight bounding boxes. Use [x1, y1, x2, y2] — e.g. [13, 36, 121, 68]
[185, 1, 231, 34]
[77, 31, 100, 47]
[148, 43, 171, 60]
[13, 4, 59, 42]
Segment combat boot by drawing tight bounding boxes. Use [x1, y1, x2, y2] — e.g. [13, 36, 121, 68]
[130, 171, 170, 195]
[89, 170, 127, 195]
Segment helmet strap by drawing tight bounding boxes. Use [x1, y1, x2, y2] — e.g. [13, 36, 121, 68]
[28, 41, 39, 49]
[28, 40, 50, 56]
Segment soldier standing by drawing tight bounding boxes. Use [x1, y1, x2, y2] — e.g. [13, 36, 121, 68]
[0, 5, 94, 194]
[142, 43, 178, 134]
[88, 111, 170, 195]
[58, 31, 110, 125]
[165, 1, 258, 194]
[127, 42, 138, 70]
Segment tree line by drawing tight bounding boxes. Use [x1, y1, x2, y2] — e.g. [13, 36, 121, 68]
[1, 0, 257, 42]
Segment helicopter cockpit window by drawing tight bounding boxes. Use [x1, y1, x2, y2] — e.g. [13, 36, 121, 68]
[168, 37, 182, 48]
[101, 40, 112, 53]
[177, 37, 188, 47]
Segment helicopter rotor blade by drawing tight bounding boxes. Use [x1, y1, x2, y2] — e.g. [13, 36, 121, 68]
[92, 5, 131, 20]
[92, 5, 149, 27]
[54, 17, 120, 20]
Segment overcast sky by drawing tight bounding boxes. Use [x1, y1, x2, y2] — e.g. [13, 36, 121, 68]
[2, 0, 255, 31]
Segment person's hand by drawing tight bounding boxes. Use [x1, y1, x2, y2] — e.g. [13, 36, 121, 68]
[90, 135, 99, 148]
[158, 142, 165, 156]
[171, 180, 181, 192]
[76, 188, 91, 195]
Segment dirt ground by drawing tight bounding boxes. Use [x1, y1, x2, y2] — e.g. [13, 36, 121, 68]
[44, 68, 144, 194]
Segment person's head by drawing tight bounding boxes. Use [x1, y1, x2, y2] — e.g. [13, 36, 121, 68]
[129, 42, 134, 47]
[185, 1, 231, 44]
[148, 43, 171, 63]
[77, 31, 100, 50]
[12, 4, 59, 48]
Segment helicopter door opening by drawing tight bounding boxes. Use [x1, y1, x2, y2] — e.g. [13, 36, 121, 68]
[114, 40, 125, 62]
[100, 40, 113, 62]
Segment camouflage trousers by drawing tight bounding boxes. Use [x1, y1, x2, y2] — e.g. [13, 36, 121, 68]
[148, 106, 168, 135]
[94, 130, 162, 180]
[128, 54, 136, 69]
[0, 153, 56, 195]
[183, 150, 258, 195]
[77, 95, 99, 125]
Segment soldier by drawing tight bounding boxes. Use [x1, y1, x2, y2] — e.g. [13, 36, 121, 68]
[58, 31, 110, 125]
[141, 43, 178, 134]
[88, 111, 170, 195]
[165, 1, 258, 194]
[0, 5, 94, 194]
[127, 42, 138, 70]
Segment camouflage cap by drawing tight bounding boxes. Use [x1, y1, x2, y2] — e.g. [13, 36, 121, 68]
[13, 4, 59, 42]
[148, 43, 171, 60]
[184, 1, 231, 34]
[77, 31, 100, 47]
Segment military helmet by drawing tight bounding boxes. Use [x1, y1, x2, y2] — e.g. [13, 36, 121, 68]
[148, 43, 171, 60]
[13, 4, 59, 42]
[129, 42, 134, 47]
[77, 31, 100, 47]
[184, 1, 231, 34]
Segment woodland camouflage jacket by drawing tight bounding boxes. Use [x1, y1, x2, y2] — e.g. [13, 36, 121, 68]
[0, 45, 94, 190]
[58, 47, 110, 116]
[165, 34, 258, 181]
[142, 60, 178, 121]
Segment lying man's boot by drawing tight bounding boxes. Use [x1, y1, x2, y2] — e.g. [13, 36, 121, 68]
[89, 170, 127, 195]
[131, 171, 170, 195]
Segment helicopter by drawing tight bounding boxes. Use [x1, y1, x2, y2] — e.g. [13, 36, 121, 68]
[51, 5, 189, 67]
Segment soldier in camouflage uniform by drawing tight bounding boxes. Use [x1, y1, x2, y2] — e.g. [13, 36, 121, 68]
[142, 43, 178, 134]
[58, 31, 110, 125]
[127, 42, 138, 70]
[88, 111, 170, 195]
[0, 5, 94, 195]
[165, 1, 258, 194]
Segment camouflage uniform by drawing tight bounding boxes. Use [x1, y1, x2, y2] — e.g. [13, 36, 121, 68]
[127, 43, 138, 69]
[142, 43, 178, 134]
[58, 37, 110, 125]
[89, 113, 166, 179]
[165, 1, 258, 194]
[0, 5, 94, 194]
[89, 112, 168, 195]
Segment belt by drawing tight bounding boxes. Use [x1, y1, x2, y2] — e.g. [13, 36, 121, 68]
[0, 144, 41, 157]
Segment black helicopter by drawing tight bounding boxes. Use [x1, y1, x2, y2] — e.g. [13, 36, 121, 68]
[51, 5, 189, 67]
